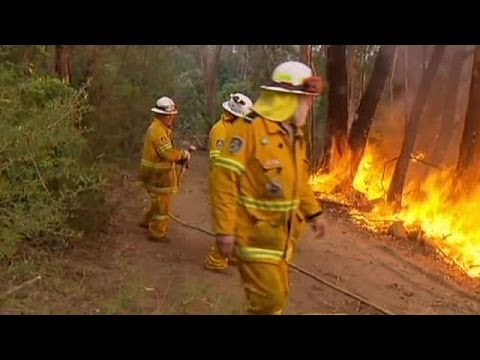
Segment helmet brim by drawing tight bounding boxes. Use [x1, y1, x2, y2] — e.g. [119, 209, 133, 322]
[151, 108, 178, 115]
[222, 101, 246, 118]
[260, 85, 320, 96]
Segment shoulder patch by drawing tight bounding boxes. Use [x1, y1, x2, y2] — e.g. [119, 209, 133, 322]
[266, 181, 284, 197]
[159, 136, 169, 144]
[228, 136, 244, 154]
[215, 139, 224, 149]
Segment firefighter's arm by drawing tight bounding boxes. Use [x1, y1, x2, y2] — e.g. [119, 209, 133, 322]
[298, 158, 326, 239]
[209, 125, 221, 161]
[211, 120, 251, 236]
[151, 127, 186, 162]
[298, 158, 323, 222]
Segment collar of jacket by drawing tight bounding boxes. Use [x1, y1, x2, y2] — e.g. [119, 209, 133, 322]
[154, 118, 172, 133]
[263, 117, 305, 139]
[221, 112, 236, 124]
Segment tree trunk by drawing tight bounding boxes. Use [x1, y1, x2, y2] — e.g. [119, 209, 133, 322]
[302, 46, 313, 156]
[430, 49, 470, 167]
[85, 46, 98, 80]
[201, 45, 223, 122]
[347, 45, 358, 129]
[142, 46, 150, 83]
[322, 45, 349, 172]
[54, 45, 72, 85]
[347, 45, 398, 177]
[387, 45, 447, 205]
[455, 46, 480, 192]
[300, 45, 322, 172]
[242, 46, 250, 81]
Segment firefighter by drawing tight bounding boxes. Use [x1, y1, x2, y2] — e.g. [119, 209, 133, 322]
[210, 61, 326, 314]
[208, 93, 253, 162]
[205, 93, 253, 272]
[138, 96, 192, 242]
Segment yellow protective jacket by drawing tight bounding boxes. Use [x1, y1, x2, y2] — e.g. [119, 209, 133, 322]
[138, 118, 184, 194]
[211, 115, 323, 264]
[208, 113, 234, 161]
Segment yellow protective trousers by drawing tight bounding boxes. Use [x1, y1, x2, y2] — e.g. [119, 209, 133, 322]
[141, 192, 173, 240]
[238, 260, 290, 315]
[204, 243, 229, 271]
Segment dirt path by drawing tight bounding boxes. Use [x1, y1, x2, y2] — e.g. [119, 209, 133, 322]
[4, 151, 480, 314]
[101, 151, 480, 314]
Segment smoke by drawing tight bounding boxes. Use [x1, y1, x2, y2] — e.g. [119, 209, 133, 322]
[363, 45, 474, 188]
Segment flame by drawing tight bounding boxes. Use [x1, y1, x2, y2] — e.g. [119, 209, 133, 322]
[352, 146, 395, 201]
[309, 143, 395, 201]
[396, 170, 480, 277]
[310, 144, 480, 278]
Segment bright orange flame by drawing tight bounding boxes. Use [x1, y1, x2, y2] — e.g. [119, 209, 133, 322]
[396, 170, 480, 277]
[309, 144, 394, 201]
[310, 145, 480, 278]
[352, 146, 395, 200]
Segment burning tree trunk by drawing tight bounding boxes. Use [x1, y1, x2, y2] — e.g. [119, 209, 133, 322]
[455, 46, 480, 192]
[387, 45, 447, 205]
[301, 45, 318, 170]
[348, 45, 398, 178]
[430, 49, 470, 167]
[200, 45, 223, 121]
[54, 45, 72, 85]
[322, 45, 349, 172]
[347, 46, 358, 128]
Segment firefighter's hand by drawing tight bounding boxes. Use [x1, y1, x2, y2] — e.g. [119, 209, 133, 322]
[310, 217, 326, 240]
[181, 149, 191, 162]
[177, 150, 191, 165]
[216, 235, 235, 258]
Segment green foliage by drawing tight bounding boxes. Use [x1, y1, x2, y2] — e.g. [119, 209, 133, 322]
[66, 45, 324, 162]
[218, 80, 257, 106]
[78, 46, 188, 167]
[0, 64, 108, 259]
[0, 44, 336, 260]
[174, 68, 207, 137]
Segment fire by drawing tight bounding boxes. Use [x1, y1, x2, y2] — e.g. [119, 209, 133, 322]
[309, 143, 395, 201]
[352, 147, 395, 201]
[310, 145, 480, 278]
[396, 170, 480, 277]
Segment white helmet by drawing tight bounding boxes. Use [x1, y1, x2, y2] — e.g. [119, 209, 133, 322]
[151, 96, 178, 115]
[261, 61, 324, 96]
[222, 93, 253, 118]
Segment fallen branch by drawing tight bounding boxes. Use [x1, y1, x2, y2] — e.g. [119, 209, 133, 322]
[411, 157, 439, 169]
[316, 198, 353, 209]
[350, 215, 394, 224]
[0, 275, 42, 301]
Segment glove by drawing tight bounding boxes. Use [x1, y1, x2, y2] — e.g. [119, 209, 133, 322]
[181, 149, 191, 162]
[177, 149, 191, 165]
